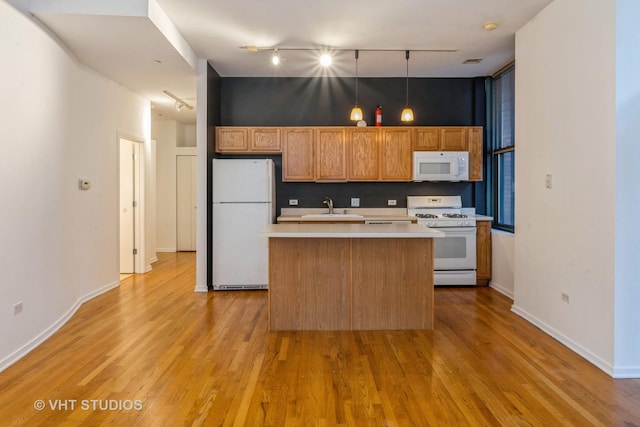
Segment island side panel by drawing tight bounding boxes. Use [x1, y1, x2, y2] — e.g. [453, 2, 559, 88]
[268, 237, 351, 330]
[351, 238, 434, 330]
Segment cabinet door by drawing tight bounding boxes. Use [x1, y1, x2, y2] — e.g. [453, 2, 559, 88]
[476, 220, 492, 286]
[414, 128, 440, 151]
[380, 128, 412, 181]
[250, 128, 281, 153]
[315, 128, 347, 181]
[282, 128, 315, 181]
[468, 127, 483, 181]
[216, 127, 248, 152]
[440, 127, 468, 151]
[348, 128, 379, 181]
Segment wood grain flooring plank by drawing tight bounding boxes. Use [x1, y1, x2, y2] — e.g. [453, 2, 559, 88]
[0, 253, 639, 426]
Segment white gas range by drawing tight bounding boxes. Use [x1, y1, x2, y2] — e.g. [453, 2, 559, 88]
[407, 196, 477, 286]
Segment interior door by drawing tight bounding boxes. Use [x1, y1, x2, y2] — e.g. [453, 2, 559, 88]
[176, 155, 196, 251]
[119, 139, 135, 273]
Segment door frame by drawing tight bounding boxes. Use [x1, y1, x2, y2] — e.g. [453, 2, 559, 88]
[118, 133, 146, 274]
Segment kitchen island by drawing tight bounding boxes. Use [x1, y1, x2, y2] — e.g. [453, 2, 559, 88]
[261, 223, 443, 331]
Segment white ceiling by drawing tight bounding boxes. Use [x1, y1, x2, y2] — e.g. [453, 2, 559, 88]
[26, 0, 553, 124]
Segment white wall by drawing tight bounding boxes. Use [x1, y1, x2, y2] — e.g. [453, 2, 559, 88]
[514, 0, 639, 377]
[613, 0, 640, 377]
[153, 120, 196, 252]
[0, 3, 150, 370]
[490, 231, 514, 299]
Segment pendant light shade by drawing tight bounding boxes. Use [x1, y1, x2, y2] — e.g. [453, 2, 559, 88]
[350, 106, 363, 121]
[401, 50, 415, 122]
[350, 50, 363, 121]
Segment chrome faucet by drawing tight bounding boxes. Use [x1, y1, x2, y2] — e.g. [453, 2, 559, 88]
[323, 196, 334, 215]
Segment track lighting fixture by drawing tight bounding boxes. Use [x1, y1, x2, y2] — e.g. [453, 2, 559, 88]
[238, 46, 460, 122]
[163, 90, 193, 112]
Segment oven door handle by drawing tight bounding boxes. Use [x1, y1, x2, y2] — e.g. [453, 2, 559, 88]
[433, 227, 477, 233]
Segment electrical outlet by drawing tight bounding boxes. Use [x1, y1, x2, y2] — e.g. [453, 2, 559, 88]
[14, 302, 23, 315]
[351, 198, 360, 207]
[288, 199, 298, 206]
[387, 199, 397, 206]
[546, 174, 553, 189]
[561, 292, 570, 303]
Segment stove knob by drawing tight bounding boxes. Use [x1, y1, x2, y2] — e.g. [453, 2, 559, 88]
[457, 220, 463, 226]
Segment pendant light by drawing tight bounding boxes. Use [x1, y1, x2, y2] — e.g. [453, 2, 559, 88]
[350, 50, 363, 121]
[401, 50, 415, 122]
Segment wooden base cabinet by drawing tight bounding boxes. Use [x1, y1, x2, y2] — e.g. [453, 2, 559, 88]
[476, 220, 492, 286]
[268, 237, 434, 330]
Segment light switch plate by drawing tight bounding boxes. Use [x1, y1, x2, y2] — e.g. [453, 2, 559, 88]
[351, 198, 360, 207]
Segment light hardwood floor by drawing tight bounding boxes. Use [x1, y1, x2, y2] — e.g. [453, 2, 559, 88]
[1, 252, 639, 426]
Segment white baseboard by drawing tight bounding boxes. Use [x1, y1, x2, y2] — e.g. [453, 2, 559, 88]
[489, 281, 514, 299]
[194, 283, 209, 292]
[0, 280, 120, 373]
[509, 304, 639, 378]
[156, 248, 176, 253]
[612, 366, 640, 378]
[150, 256, 158, 264]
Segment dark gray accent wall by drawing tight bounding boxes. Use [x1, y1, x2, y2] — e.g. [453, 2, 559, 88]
[207, 73, 488, 287]
[220, 77, 477, 127]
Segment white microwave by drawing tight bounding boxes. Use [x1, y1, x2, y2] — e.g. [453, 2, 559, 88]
[413, 151, 469, 182]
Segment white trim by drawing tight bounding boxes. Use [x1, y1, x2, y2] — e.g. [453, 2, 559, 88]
[612, 366, 640, 379]
[489, 281, 514, 299]
[194, 284, 209, 293]
[150, 256, 159, 263]
[156, 247, 176, 253]
[0, 280, 120, 373]
[511, 304, 617, 377]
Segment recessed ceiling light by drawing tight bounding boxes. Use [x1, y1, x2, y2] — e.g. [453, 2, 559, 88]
[483, 22, 498, 31]
[463, 58, 483, 64]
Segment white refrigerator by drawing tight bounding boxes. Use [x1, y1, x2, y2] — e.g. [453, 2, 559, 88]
[212, 158, 275, 290]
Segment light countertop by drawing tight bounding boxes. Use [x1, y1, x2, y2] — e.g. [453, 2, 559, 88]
[277, 207, 416, 223]
[261, 223, 444, 238]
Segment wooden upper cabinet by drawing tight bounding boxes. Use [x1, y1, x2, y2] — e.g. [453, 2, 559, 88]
[413, 127, 468, 151]
[414, 128, 440, 151]
[216, 127, 248, 152]
[249, 128, 281, 152]
[348, 128, 379, 181]
[216, 127, 281, 153]
[468, 127, 483, 181]
[440, 127, 469, 151]
[379, 128, 413, 181]
[315, 128, 347, 181]
[218, 125, 483, 182]
[282, 128, 315, 181]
